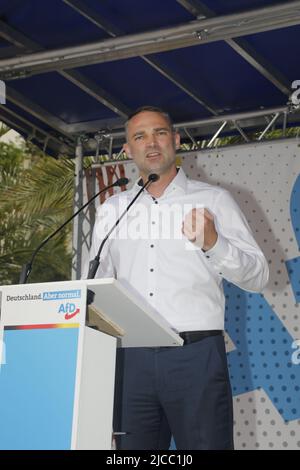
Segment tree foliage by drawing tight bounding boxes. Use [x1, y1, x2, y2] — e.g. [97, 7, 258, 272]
[0, 139, 74, 285]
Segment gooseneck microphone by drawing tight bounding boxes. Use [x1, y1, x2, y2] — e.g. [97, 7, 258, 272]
[19, 177, 129, 284]
[87, 173, 159, 279]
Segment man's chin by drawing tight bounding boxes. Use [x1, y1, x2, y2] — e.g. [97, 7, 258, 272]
[140, 160, 176, 178]
[148, 163, 175, 176]
[143, 164, 162, 176]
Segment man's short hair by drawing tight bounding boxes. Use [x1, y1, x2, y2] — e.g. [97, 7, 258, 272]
[124, 106, 174, 138]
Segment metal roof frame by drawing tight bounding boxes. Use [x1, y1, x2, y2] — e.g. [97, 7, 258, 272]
[176, 0, 291, 96]
[1, 2, 300, 78]
[82, 103, 300, 158]
[1, 0, 299, 278]
[0, 19, 131, 118]
[0, 1, 299, 157]
[62, 0, 218, 115]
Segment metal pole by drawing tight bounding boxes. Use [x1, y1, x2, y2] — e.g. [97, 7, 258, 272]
[183, 127, 198, 149]
[233, 120, 249, 142]
[282, 111, 288, 136]
[72, 137, 84, 279]
[258, 112, 280, 140]
[1, 2, 300, 76]
[207, 121, 227, 147]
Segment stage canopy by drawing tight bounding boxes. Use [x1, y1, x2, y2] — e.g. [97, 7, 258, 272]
[0, 0, 300, 157]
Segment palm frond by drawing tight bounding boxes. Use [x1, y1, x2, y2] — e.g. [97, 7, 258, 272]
[0, 141, 75, 284]
[0, 156, 74, 214]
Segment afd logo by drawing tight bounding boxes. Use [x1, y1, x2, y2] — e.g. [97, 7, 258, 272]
[58, 303, 80, 320]
[43, 289, 81, 301]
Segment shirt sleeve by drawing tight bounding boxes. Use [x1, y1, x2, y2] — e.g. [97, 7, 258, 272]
[202, 189, 269, 292]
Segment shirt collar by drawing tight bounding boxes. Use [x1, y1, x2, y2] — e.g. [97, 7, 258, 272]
[130, 167, 188, 197]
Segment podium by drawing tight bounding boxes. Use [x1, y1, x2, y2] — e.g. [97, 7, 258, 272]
[0, 278, 182, 450]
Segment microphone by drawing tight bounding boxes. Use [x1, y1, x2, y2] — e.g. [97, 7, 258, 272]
[19, 177, 129, 284]
[148, 173, 159, 182]
[87, 173, 159, 279]
[137, 173, 159, 185]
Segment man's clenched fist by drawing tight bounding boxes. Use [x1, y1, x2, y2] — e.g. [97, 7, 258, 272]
[182, 208, 218, 251]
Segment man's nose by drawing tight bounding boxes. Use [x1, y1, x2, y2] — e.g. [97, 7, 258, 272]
[146, 134, 157, 146]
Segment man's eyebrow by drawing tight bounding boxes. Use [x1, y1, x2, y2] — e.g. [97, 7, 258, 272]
[132, 130, 145, 137]
[131, 127, 171, 138]
[154, 127, 170, 132]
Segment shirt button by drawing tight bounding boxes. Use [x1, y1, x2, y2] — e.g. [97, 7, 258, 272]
[149, 292, 154, 296]
[150, 268, 154, 272]
[152, 221, 155, 225]
[206, 255, 210, 259]
[150, 244, 154, 248]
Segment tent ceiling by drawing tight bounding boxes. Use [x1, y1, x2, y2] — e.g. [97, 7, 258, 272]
[0, 0, 300, 156]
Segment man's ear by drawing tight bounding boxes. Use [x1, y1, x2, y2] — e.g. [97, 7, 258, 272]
[123, 143, 132, 159]
[175, 131, 180, 150]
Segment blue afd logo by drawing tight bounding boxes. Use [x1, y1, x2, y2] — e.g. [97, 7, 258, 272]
[58, 303, 80, 320]
[225, 174, 300, 422]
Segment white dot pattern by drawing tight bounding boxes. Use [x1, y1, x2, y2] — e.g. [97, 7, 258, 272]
[182, 139, 300, 449]
[81, 140, 300, 449]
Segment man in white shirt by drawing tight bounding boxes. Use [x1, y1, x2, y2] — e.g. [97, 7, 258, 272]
[87, 106, 269, 449]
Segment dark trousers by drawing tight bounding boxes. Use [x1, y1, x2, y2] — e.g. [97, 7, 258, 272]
[113, 334, 234, 450]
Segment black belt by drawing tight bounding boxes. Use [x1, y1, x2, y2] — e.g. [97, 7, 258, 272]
[179, 330, 223, 345]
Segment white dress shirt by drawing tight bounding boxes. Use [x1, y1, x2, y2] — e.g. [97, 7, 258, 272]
[85, 168, 269, 332]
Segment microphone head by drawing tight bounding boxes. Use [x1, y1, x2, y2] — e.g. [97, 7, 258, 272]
[137, 174, 159, 186]
[115, 177, 129, 186]
[148, 173, 160, 182]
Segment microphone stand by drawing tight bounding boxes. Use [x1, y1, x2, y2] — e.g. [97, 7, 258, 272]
[19, 177, 129, 284]
[87, 173, 159, 279]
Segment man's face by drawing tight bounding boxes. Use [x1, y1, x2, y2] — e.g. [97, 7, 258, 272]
[123, 111, 180, 179]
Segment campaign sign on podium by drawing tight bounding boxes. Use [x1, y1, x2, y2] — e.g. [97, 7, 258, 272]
[0, 278, 182, 449]
[0, 280, 116, 450]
